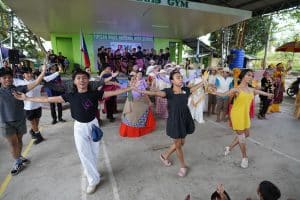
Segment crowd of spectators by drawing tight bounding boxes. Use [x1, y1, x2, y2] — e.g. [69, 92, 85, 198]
[96, 46, 170, 74]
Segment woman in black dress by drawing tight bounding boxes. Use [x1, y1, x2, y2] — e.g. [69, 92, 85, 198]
[136, 69, 204, 177]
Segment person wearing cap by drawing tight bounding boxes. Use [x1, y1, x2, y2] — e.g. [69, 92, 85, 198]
[14, 66, 62, 144]
[145, 59, 156, 75]
[215, 67, 233, 122]
[0, 65, 46, 175]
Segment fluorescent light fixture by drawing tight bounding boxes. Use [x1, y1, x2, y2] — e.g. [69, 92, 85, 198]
[152, 25, 169, 28]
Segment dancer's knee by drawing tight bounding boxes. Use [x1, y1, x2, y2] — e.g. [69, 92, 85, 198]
[238, 134, 246, 144]
[181, 139, 185, 146]
[174, 140, 182, 149]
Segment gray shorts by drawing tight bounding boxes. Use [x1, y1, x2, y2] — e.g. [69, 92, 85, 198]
[216, 97, 229, 113]
[0, 119, 27, 137]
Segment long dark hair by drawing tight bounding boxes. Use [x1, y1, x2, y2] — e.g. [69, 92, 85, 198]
[258, 181, 281, 200]
[169, 69, 181, 81]
[211, 190, 231, 200]
[169, 69, 181, 88]
[238, 69, 253, 81]
[71, 69, 91, 92]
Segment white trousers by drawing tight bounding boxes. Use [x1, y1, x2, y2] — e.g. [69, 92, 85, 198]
[74, 118, 100, 186]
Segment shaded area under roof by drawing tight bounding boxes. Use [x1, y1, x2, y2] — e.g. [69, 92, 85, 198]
[3, 0, 251, 40]
[190, 0, 300, 16]
[183, 38, 218, 56]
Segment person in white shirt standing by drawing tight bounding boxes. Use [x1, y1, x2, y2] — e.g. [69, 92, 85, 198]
[215, 67, 233, 122]
[14, 66, 60, 144]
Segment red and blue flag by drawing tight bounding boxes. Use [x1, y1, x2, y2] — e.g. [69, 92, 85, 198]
[81, 31, 90, 68]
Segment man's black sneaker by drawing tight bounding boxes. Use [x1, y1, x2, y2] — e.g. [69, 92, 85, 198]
[58, 119, 66, 122]
[109, 118, 116, 123]
[52, 120, 57, 124]
[20, 156, 30, 166]
[33, 132, 45, 145]
[11, 163, 25, 176]
[30, 129, 37, 139]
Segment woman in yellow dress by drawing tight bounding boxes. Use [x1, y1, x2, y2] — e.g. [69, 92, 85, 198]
[212, 69, 273, 168]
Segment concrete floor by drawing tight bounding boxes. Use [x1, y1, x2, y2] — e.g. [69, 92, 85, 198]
[0, 95, 299, 200]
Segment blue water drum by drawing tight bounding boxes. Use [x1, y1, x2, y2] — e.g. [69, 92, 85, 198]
[229, 49, 245, 69]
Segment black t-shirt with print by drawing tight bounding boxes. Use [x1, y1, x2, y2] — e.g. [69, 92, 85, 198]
[62, 90, 104, 123]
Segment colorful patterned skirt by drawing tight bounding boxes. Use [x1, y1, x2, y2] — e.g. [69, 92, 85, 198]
[120, 97, 156, 137]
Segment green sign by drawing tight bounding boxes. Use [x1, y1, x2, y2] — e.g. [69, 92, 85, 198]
[136, 0, 189, 8]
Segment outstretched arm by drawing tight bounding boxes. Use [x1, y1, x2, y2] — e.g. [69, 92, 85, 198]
[135, 89, 166, 98]
[190, 81, 204, 93]
[103, 87, 131, 98]
[254, 89, 274, 98]
[13, 92, 65, 103]
[212, 87, 239, 97]
[27, 65, 47, 91]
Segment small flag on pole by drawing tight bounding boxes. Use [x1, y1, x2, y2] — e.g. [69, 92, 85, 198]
[80, 30, 90, 68]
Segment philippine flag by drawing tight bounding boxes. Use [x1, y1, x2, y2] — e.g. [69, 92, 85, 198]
[80, 31, 91, 68]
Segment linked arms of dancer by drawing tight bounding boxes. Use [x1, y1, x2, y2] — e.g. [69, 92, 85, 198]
[189, 81, 205, 93]
[98, 71, 119, 83]
[210, 87, 239, 97]
[13, 87, 133, 103]
[211, 87, 273, 98]
[253, 89, 274, 98]
[26, 65, 47, 91]
[135, 89, 166, 98]
[102, 87, 132, 98]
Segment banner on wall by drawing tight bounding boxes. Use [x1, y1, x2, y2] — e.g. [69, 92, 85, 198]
[110, 42, 142, 52]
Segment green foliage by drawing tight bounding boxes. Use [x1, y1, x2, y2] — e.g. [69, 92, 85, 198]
[210, 15, 272, 55]
[0, 1, 45, 60]
[0, 9, 10, 40]
[12, 20, 41, 58]
[243, 16, 272, 54]
[255, 50, 300, 71]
